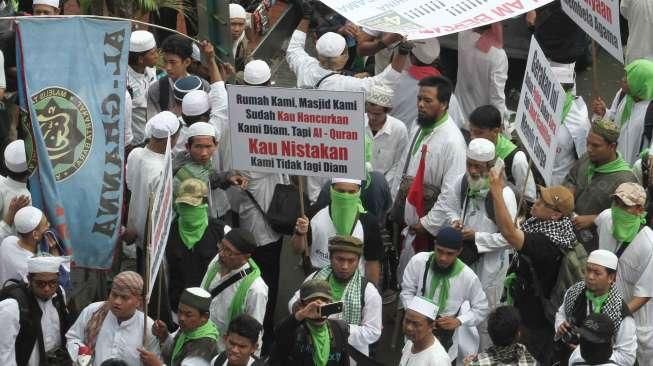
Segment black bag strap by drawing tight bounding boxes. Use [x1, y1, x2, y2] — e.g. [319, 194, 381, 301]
[209, 267, 254, 298]
[401, 130, 422, 176]
[244, 189, 269, 221]
[420, 254, 434, 296]
[213, 351, 227, 365]
[159, 75, 170, 112]
[314, 72, 338, 89]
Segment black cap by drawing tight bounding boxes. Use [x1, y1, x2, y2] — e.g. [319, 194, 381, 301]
[577, 313, 614, 344]
[435, 226, 463, 250]
[224, 228, 257, 254]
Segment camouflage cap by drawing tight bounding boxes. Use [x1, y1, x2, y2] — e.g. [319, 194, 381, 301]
[591, 118, 620, 143]
[613, 182, 647, 207]
[300, 278, 333, 302]
[175, 178, 208, 206]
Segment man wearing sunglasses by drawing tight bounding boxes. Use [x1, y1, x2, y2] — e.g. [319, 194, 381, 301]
[0, 255, 71, 366]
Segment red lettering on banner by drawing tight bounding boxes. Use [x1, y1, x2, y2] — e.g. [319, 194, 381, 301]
[492, 0, 524, 17]
[583, 0, 612, 23]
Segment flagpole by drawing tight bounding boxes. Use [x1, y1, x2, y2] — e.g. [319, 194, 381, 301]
[513, 159, 533, 226]
[297, 176, 312, 274]
[143, 192, 154, 347]
[591, 40, 599, 100]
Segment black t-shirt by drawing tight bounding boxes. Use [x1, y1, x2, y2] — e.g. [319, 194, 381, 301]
[359, 212, 384, 262]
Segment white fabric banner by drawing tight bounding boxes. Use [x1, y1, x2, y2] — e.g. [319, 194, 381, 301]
[515, 37, 565, 186]
[228, 85, 366, 179]
[561, 0, 623, 63]
[318, 0, 554, 40]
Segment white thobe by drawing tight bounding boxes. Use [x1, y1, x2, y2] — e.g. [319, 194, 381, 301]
[66, 302, 160, 366]
[125, 91, 133, 146]
[0, 236, 34, 285]
[0, 176, 31, 238]
[286, 30, 402, 91]
[361, 28, 394, 76]
[288, 271, 382, 357]
[456, 30, 509, 119]
[200, 257, 268, 353]
[0, 50, 5, 90]
[621, 0, 653, 63]
[401, 251, 489, 361]
[127, 66, 156, 145]
[595, 209, 653, 361]
[0, 295, 62, 366]
[365, 114, 409, 186]
[506, 150, 536, 202]
[399, 340, 450, 366]
[554, 292, 637, 366]
[567, 351, 623, 366]
[551, 97, 590, 186]
[309, 207, 365, 272]
[126, 147, 165, 248]
[605, 90, 651, 164]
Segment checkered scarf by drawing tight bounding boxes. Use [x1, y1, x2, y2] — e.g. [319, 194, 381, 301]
[315, 266, 363, 325]
[520, 216, 576, 249]
[471, 343, 537, 365]
[563, 281, 625, 329]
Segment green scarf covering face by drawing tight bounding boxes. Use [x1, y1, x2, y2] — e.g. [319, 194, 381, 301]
[585, 290, 610, 314]
[411, 112, 449, 156]
[330, 187, 366, 236]
[306, 322, 330, 366]
[176, 203, 209, 250]
[328, 274, 346, 301]
[586, 154, 632, 183]
[561, 91, 575, 124]
[611, 205, 646, 244]
[621, 59, 653, 125]
[495, 134, 517, 160]
[171, 320, 219, 362]
[426, 256, 465, 313]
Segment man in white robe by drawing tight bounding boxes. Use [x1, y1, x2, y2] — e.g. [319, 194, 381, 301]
[0, 206, 49, 285]
[127, 30, 158, 146]
[0, 140, 31, 239]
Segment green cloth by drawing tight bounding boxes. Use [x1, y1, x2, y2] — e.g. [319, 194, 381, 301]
[561, 91, 575, 124]
[426, 256, 465, 312]
[306, 322, 331, 366]
[171, 320, 219, 362]
[495, 134, 517, 160]
[411, 112, 448, 156]
[622, 59, 653, 125]
[503, 272, 518, 305]
[611, 205, 646, 244]
[330, 187, 366, 236]
[176, 203, 209, 249]
[200, 258, 261, 324]
[585, 290, 610, 314]
[586, 154, 632, 183]
[316, 266, 364, 324]
[328, 275, 346, 301]
[640, 149, 650, 161]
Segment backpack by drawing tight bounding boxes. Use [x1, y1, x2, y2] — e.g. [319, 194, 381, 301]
[520, 241, 588, 324]
[503, 146, 546, 189]
[245, 183, 309, 235]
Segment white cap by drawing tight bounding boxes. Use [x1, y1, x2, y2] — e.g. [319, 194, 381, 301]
[467, 138, 496, 162]
[551, 62, 576, 84]
[181, 357, 210, 366]
[407, 296, 438, 320]
[588, 249, 618, 271]
[187, 122, 216, 139]
[33, 0, 59, 8]
[27, 255, 64, 274]
[244, 60, 272, 85]
[229, 3, 247, 19]
[366, 84, 393, 108]
[182, 90, 210, 116]
[130, 30, 156, 53]
[148, 111, 180, 139]
[191, 43, 201, 62]
[316, 32, 347, 58]
[331, 178, 361, 186]
[186, 286, 211, 298]
[4, 139, 27, 173]
[411, 38, 440, 64]
[15, 206, 43, 234]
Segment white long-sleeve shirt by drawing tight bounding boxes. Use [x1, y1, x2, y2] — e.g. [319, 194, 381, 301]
[365, 114, 409, 185]
[0, 236, 34, 285]
[66, 302, 160, 366]
[605, 89, 652, 165]
[0, 176, 31, 239]
[127, 65, 157, 145]
[288, 271, 383, 357]
[621, 0, 653, 63]
[554, 289, 637, 366]
[551, 97, 590, 186]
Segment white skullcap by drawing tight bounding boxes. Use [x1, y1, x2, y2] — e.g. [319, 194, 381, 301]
[148, 111, 180, 139]
[244, 60, 272, 85]
[181, 357, 210, 366]
[332, 178, 361, 186]
[191, 43, 201, 62]
[4, 139, 27, 173]
[229, 3, 247, 19]
[467, 138, 496, 162]
[366, 84, 394, 108]
[33, 0, 59, 8]
[187, 122, 216, 139]
[130, 30, 156, 53]
[588, 249, 618, 271]
[15, 206, 43, 234]
[412, 37, 440, 64]
[407, 296, 438, 320]
[182, 90, 210, 116]
[551, 62, 576, 84]
[316, 32, 347, 58]
[27, 255, 64, 274]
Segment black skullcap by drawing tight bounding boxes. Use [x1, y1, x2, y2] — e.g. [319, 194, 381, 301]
[224, 228, 257, 254]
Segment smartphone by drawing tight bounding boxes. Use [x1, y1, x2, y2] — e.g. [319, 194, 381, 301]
[320, 301, 343, 317]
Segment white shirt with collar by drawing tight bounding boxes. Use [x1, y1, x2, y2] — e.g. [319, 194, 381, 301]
[309, 206, 364, 270]
[127, 65, 157, 145]
[201, 255, 268, 353]
[365, 114, 409, 186]
[0, 236, 35, 285]
[65, 301, 160, 366]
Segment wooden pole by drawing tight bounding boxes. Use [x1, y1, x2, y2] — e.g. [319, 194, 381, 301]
[142, 193, 154, 346]
[513, 159, 534, 226]
[591, 40, 599, 100]
[156, 265, 163, 321]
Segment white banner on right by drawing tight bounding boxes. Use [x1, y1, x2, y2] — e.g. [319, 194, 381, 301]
[561, 0, 623, 63]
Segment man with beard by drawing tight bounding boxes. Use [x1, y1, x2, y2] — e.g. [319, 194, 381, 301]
[288, 236, 382, 358]
[428, 138, 516, 350]
[401, 227, 489, 362]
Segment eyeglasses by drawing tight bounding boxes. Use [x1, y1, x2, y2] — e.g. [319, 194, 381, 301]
[33, 279, 59, 289]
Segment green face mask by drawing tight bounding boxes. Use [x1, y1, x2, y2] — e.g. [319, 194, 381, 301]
[330, 187, 366, 236]
[176, 203, 209, 249]
[611, 204, 646, 244]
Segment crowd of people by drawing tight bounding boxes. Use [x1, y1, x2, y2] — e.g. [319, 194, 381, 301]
[0, 0, 653, 365]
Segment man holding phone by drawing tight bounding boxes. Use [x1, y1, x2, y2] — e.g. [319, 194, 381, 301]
[269, 279, 350, 366]
[288, 235, 382, 358]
